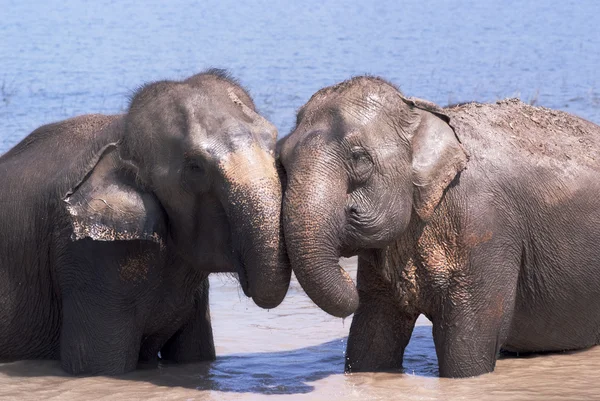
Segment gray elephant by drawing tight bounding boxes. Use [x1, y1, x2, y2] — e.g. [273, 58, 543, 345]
[278, 75, 600, 378]
[0, 69, 290, 375]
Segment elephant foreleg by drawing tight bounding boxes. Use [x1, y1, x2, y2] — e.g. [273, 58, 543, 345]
[432, 311, 503, 378]
[431, 240, 519, 378]
[60, 291, 142, 375]
[160, 278, 215, 363]
[345, 254, 419, 372]
[432, 282, 515, 378]
[345, 293, 418, 372]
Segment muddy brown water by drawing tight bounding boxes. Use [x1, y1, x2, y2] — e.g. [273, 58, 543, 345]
[1, 258, 598, 401]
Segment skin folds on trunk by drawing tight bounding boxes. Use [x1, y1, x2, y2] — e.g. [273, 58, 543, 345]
[220, 144, 291, 309]
[283, 163, 359, 318]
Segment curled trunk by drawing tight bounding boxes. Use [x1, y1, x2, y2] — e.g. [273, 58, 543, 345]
[283, 165, 359, 318]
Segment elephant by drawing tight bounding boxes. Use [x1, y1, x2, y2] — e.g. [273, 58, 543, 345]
[0, 69, 291, 375]
[278, 75, 600, 378]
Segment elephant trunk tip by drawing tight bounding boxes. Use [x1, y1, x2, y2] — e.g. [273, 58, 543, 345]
[246, 246, 291, 310]
[326, 296, 359, 318]
[324, 267, 359, 318]
[296, 261, 359, 318]
[252, 292, 287, 310]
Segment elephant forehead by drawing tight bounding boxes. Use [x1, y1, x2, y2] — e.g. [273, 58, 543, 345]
[186, 118, 210, 138]
[218, 143, 277, 186]
[299, 92, 386, 139]
[281, 130, 332, 164]
[186, 118, 257, 158]
[344, 92, 385, 126]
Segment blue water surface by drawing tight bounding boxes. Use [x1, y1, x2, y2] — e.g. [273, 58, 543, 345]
[1, 0, 599, 152]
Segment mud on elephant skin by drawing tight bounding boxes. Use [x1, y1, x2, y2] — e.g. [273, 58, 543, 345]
[0, 69, 291, 375]
[278, 75, 600, 378]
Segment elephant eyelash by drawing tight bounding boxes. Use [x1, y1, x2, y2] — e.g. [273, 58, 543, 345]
[350, 146, 369, 159]
[349, 145, 374, 163]
[184, 158, 205, 173]
[188, 163, 203, 171]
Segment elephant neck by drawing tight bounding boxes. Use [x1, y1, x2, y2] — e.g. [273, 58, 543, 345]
[358, 218, 425, 314]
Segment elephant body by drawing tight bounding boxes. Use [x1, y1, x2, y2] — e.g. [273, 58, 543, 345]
[449, 100, 600, 351]
[279, 76, 600, 378]
[352, 99, 600, 377]
[0, 70, 290, 375]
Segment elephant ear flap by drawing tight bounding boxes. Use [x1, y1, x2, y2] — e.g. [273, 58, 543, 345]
[408, 98, 468, 221]
[63, 145, 166, 245]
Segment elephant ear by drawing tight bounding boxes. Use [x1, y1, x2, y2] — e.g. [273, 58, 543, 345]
[404, 97, 469, 221]
[63, 144, 166, 246]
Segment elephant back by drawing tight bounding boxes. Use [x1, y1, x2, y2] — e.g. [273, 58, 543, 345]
[443, 99, 600, 172]
[1, 114, 123, 197]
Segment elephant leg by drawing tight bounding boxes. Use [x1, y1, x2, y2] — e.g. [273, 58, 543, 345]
[160, 278, 215, 363]
[432, 312, 503, 378]
[60, 291, 141, 375]
[428, 229, 521, 378]
[432, 279, 516, 378]
[345, 254, 419, 372]
[345, 294, 418, 372]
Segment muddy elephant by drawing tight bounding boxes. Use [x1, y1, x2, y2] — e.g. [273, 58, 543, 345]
[0, 69, 291, 375]
[278, 75, 600, 378]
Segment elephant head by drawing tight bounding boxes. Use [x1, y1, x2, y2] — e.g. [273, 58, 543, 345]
[64, 69, 291, 309]
[279, 76, 467, 317]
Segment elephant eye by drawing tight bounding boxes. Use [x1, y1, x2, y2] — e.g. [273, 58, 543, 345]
[185, 160, 205, 174]
[182, 158, 211, 193]
[350, 147, 370, 162]
[349, 146, 374, 185]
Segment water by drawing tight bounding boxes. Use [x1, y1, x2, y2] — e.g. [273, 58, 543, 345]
[1, 259, 600, 400]
[1, 0, 600, 399]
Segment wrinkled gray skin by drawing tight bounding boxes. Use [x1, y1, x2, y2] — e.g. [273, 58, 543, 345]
[0, 70, 290, 375]
[279, 76, 600, 378]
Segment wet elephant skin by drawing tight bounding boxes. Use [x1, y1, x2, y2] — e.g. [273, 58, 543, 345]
[0, 69, 291, 375]
[279, 75, 600, 378]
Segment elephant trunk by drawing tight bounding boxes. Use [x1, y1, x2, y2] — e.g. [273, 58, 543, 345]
[220, 144, 291, 309]
[283, 160, 359, 318]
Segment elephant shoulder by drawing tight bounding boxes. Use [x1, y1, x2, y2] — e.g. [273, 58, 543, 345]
[64, 145, 166, 246]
